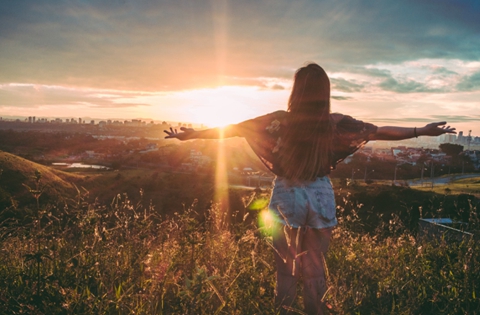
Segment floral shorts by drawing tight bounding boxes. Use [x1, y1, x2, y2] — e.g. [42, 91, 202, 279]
[268, 176, 337, 229]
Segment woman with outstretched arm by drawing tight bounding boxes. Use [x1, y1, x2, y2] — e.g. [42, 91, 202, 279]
[165, 63, 455, 315]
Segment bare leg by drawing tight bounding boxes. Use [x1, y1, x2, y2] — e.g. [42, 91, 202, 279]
[301, 227, 332, 315]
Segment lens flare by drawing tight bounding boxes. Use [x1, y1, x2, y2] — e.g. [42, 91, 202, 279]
[258, 209, 274, 236]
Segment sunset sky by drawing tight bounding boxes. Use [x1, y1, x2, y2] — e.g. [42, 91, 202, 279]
[1, 0, 479, 134]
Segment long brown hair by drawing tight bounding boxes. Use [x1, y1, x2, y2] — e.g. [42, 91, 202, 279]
[279, 63, 334, 181]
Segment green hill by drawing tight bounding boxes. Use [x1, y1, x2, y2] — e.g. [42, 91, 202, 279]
[0, 150, 85, 208]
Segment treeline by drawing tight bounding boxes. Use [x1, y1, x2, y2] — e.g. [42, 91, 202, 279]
[0, 130, 267, 173]
[0, 129, 477, 181]
[331, 152, 477, 181]
[0, 130, 147, 159]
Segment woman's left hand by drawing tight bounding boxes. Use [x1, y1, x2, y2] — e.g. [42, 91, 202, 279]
[164, 127, 195, 140]
[420, 122, 456, 137]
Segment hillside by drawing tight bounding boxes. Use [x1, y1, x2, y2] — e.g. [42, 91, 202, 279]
[0, 150, 85, 208]
[1, 148, 479, 234]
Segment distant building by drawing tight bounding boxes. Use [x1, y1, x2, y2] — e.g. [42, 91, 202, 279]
[457, 131, 464, 144]
[440, 134, 456, 143]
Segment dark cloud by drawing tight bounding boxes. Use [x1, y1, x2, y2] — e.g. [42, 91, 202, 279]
[331, 96, 352, 101]
[1, 0, 479, 90]
[456, 71, 480, 91]
[345, 67, 392, 78]
[368, 114, 480, 124]
[330, 78, 365, 92]
[430, 115, 480, 122]
[432, 67, 458, 76]
[378, 77, 447, 93]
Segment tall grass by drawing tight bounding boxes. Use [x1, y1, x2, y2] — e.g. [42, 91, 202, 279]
[0, 184, 479, 314]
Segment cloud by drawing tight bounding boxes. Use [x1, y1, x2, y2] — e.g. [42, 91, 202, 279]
[378, 77, 448, 93]
[330, 78, 365, 93]
[366, 114, 480, 124]
[349, 67, 392, 78]
[432, 67, 458, 76]
[456, 71, 480, 91]
[271, 84, 285, 90]
[429, 115, 480, 122]
[0, 84, 149, 109]
[1, 0, 480, 91]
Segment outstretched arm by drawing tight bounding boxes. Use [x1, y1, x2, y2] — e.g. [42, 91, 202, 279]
[164, 125, 241, 141]
[369, 122, 456, 141]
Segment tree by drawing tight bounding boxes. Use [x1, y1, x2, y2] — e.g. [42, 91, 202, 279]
[439, 143, 463, 157]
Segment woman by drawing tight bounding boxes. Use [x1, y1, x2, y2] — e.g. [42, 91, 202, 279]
[164, 63, 455, 314]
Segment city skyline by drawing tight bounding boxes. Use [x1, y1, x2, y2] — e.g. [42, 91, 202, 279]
[1, 1, 479, 132]
[2, 114, 479, 145]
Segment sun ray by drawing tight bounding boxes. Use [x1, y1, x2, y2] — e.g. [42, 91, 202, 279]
[213, 127, 230, 229]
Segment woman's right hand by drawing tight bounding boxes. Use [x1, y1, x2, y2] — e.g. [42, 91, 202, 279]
[420, 122, 456, 137]
[164, 127, 195, 140]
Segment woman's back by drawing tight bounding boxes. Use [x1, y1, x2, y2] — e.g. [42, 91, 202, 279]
[234, 110, 377, 180]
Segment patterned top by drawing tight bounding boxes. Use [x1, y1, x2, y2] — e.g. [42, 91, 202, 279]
[233, 110, 377, 178]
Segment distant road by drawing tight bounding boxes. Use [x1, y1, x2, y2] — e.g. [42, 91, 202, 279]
[408, 174, 480, 187]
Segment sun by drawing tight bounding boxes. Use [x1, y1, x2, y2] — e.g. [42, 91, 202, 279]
[181, 86, 259, 127]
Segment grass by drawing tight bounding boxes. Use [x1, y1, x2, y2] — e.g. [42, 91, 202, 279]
[0, 162, 479, 314]
[0, 180, 479, 315]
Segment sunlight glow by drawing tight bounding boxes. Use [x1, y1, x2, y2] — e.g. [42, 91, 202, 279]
[213, 128, 230, 229]
[180, 86, 264, 127]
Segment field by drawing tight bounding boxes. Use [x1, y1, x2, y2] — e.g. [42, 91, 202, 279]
[0, 191, 479, 314]
[413, 176, 480, 198]
[1, 154, 479, 314]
